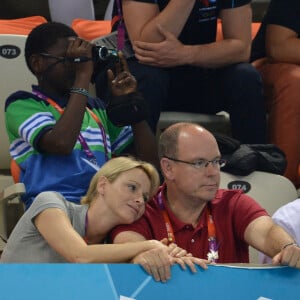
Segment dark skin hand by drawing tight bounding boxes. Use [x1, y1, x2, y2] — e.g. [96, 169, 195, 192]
[107, 52, 137, 96]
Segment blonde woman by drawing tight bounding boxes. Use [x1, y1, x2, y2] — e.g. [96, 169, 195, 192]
[1, 157, 168, 266]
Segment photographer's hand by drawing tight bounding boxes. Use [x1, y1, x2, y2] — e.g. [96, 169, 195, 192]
[107, 52, 137, 96]
[67, 37, 94, 79]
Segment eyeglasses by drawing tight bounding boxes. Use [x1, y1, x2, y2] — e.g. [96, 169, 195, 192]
[164, 156, 227, 169]
[40, 52, 92, 64]
[40, 52, 67, 62]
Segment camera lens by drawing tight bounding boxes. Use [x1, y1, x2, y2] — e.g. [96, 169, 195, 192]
[92, 46, 109, 61]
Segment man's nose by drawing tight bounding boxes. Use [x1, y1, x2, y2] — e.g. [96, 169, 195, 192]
[204, 161, 219, 175]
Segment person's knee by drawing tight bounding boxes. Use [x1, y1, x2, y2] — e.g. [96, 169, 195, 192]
[229, 63, 262, 86]
[129, 62, 170, 94]
[128, 62, 170, 111]
[126, 62, 170, 132]
[223, 63, 263, 107]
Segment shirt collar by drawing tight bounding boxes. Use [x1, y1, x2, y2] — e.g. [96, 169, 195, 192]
[155, 183, 208, 232]
[32, 85, 68, 107]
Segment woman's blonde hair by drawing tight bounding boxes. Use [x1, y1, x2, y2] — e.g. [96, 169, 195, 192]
[81, 156, 160, 205]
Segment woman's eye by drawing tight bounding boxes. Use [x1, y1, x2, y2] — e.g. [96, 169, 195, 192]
[128, 184, 137, 191]
[143, 195, 149, 203]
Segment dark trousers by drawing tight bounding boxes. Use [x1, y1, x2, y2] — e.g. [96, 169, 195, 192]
[166, 62, 267, 144]
[95, 59, 266, 143]
[95, 58, 169, 133]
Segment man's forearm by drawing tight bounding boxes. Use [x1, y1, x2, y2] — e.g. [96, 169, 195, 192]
[264, 224, 296, 258]
[183, 39, 251, 68]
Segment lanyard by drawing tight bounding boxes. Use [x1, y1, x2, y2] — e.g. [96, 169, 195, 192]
[115, 0, 125, 50]
[157, 190, 219, 262]
[157, 190, 175, 243]
[32, 89, 109, 164]
[207, 205, 219, 262]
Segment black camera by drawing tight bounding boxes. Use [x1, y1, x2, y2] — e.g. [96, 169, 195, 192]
[92, 46, 118, 62]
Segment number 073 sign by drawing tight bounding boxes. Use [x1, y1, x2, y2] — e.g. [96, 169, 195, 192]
[0, 44, 21, 59]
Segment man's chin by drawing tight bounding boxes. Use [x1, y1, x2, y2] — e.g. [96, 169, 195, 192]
[201, 188, 218, 201]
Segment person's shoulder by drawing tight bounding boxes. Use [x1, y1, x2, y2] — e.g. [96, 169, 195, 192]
[215, 188, 244, 201]
[272, 199, 300, 241]
[143, 192, 162, 216]
[145, 197, 160, 211]
[213, 188, 256, 208]
[273, 198, 300, 217]
[5, 90, 44, 109]
[32, 191, 69, 210]
[284, 198, 300, 209]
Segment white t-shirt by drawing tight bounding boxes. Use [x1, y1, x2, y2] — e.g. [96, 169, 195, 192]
[260, 198, 300, 263]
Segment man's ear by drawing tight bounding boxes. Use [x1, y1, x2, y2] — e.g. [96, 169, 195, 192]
[160, 157, 174, 180]
[29, 53, 44, 75]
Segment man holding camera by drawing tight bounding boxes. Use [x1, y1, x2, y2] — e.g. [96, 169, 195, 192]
[5, 21, 158, 210]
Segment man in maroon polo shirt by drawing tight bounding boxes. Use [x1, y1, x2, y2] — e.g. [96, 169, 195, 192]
[111, 122, 300, 281]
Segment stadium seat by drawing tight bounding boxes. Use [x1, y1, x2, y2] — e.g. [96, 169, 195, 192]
[0, 34, 34, 250]
[220, 170, 298, 263]
[157, 111, 231, 136]
[48, 0, 95, 26]
[0, 16, 47, 35]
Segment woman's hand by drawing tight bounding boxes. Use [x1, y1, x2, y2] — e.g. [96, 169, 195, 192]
[132, 239, 209, 282]
[167, 242, 189, 258]
[132, 244, 173, 283]
[172, 256, 209, 273]
[163, 238, 209, 272]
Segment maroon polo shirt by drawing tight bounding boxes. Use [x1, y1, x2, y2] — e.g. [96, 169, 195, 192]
[111, 184, 268, 263]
